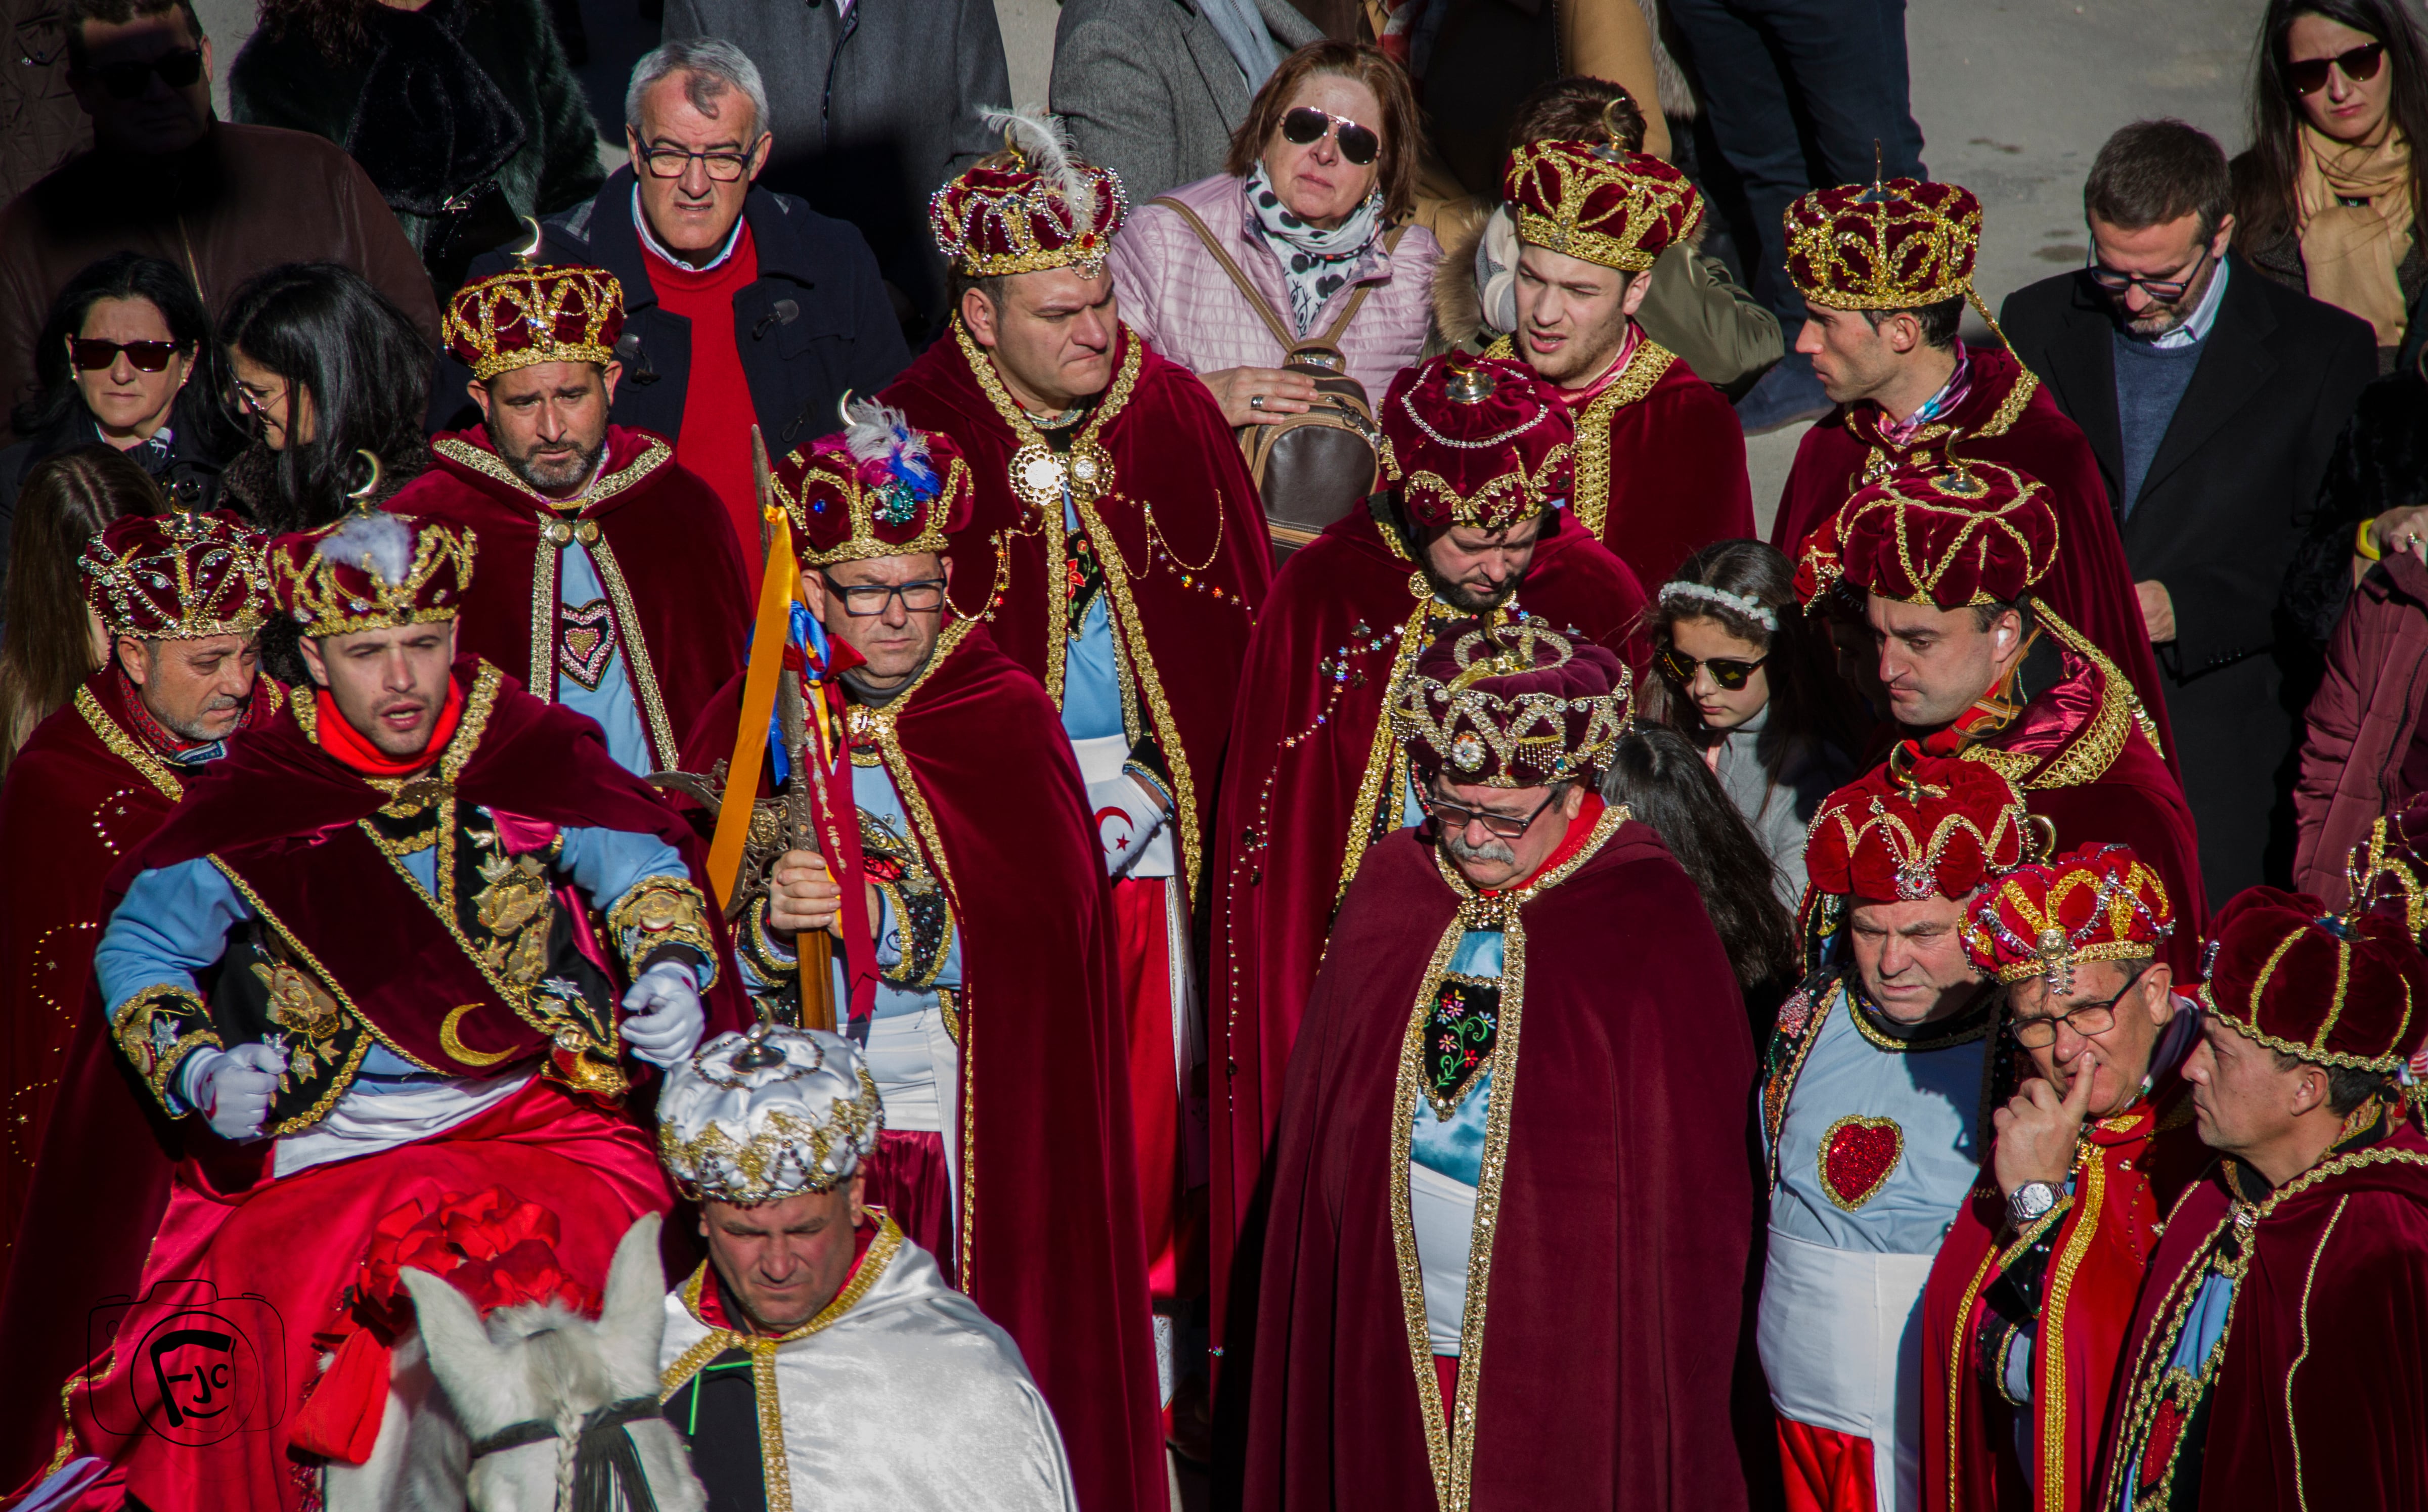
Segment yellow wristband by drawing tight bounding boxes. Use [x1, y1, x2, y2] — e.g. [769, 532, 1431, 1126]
[2360, 518, 2386, 561]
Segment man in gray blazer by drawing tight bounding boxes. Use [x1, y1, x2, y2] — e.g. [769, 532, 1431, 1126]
[1051, 0, 1323, 204]
[663, 0, 1010, 339]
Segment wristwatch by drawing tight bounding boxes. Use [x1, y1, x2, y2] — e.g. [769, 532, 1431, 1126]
[2007, 1180, 2060, 1229]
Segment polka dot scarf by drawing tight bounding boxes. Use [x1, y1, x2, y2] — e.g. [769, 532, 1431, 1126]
[1244, 161, 1386, 336]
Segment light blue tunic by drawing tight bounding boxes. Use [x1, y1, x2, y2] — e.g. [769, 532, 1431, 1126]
[555, 538, 652, 775]
[1767, 985, 1988, 1255]
[1061, 495, 1125, 741]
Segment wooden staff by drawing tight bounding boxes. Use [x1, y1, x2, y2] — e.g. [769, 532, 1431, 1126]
[754, 426, 837, 1032]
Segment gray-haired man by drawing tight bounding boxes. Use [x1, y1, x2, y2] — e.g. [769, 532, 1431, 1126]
[429, 37, 910, 576]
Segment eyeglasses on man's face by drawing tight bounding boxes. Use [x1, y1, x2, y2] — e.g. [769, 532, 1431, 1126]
[2084, 239, 2212, 304]
[820, 574, 946, 617]
[2009, 981, 2139, 1049]
[86, 44, 202, 99]
[635, 141, 761, 182]
[1420, 784, 1559, 840]
[1279, 106, 1381, 167]
[2285, 39, 2385, 97]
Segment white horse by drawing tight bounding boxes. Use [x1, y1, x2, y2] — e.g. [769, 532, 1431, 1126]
[323, 1213, 706, 1512]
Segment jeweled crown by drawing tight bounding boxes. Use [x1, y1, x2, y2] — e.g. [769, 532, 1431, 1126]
[658, 1026, 886, 1203]
[1389, 621, 1632, 788]
[445, 261, 626, 383]
[1502, 140, 1702, 274]
[80, 506, 272, 640]
[1785, 175, 1982, 310]
[267, 509, 476, 637]
[774, 400, 976, 567]
[930, 108, 1127, 279]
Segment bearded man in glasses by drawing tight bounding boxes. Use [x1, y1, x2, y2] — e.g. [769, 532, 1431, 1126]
[1239, 619, 1758, 1510]
[1921, 842, 2207, 1512]
[1205, 352, 1641, 1377]
[669, 404, 1164, 1512]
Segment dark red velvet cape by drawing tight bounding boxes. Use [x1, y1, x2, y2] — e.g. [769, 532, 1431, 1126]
[1238, 820, 1759, 1510]
[678, 622, 1165, 1512]
[1205, 506, 1644, 1356]
[1771, 346, 2176, 773]
[878, 323, 1272, 899]
[1579, 349, 1754, 590]
[1922, 1076, 2209, 1511]
[2095, 1122, 2428, 1510]
[389, 424, 750, 773]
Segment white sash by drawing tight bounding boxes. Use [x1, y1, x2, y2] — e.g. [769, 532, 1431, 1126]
[1756, 1225, 1935, 1512]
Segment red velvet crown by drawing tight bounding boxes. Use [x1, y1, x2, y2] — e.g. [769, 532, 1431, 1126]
[1828, 460, 2060, 609]
[1964, 843, 2174, 991]
[268, 509, 475, 636]
[1388, 620, 1631, 788]
[444, 262, 625, 382]
[1381, 354, 1575, 531]
[1501, 141, 1703, 273]
[1805, 750, 2030, 904]
[79, 507, 271, 639]
[2199, 886, 2428, 1074]
[1785, 176, 1982, 309]
[930, 111, 1126, 278]
[772, 404, 977, 567]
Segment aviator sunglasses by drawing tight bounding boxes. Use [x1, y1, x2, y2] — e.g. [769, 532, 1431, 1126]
[1657, 644, 1768, 691]
[2286, 40, 2385, 96]
[67, 336, 183, 372]
[1281, 106, 1381, 166]
[85, 45, 204, 99]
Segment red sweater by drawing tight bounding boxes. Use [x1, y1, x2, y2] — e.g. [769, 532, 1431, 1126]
[644, 222, 764, 574]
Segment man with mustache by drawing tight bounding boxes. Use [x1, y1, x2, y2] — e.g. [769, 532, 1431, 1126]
[1240, 621, 1757, 1510]
[391, 258, 748, 778]
[36, 509, 748, 1505]
[1206, 352, 1642, 1369]
[0, 507, 277, 1478]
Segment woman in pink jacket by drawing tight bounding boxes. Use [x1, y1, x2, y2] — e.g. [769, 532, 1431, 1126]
[1109, 40, 1439, 427]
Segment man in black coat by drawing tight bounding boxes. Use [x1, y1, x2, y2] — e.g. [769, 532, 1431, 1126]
[430, 38, 910, 575]
[2001, 119, 2374, 902]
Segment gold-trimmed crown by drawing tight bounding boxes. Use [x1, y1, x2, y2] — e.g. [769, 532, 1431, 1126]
[267, 510, 476, 637]
[1389, 622, 1633, 788]
[930, 108, 1127, 279]
[80, 506, 272, 640]
[1785, 175, 1982, 310]
[445, 262, 626, 382]
[1502, 140, 1703, 274]
[772, 400, 977, 567]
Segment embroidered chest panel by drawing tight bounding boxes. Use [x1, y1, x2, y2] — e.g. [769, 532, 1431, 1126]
[1421, 971, 1500, 1121]
[857, 806, 954, 989]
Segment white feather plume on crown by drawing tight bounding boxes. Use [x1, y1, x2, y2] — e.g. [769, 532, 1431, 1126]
[980, 105, 1092, 210]
[841, 396, 929, 469]
[320, 510, 413, 588]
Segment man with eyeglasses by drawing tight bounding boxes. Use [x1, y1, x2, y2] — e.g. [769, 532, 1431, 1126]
[1921, 843, 2208, 1512]
[1755, 751, 2030, 1512]
[2001, 120, 2376, 907]
[1205, 352, 1642, 1381]
[434, 38, 909, 576]
[670, 402, 1163, 1512]
[389, 258, 748, 781]
[0, 0, 437, 449]
[1242, 620, 1759, 1510]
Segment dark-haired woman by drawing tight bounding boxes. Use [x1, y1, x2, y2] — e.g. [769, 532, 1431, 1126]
[2233, 0, 2428, 370]
[0, 448, 163, 770]
[0, 254, 241, 583]
[1643, 540, 1863, 911]
[231, 0, 603, 292]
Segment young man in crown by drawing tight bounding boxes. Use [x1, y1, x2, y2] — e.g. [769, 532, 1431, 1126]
[879, 112, 1272, 1415]
[1206, 352, 1642, 1365]
[2098, 830, 2428, 1511]
[651, 1025, 1082, 1511]
[1765, 177, 2169, 746]
[675, 408, 1164, 1512]
[0, 509, 279, 1481]
[1757, 752, 2032, 1512]
[1238, 623, 1758, 1511]
[1802, 460, 2209, 981]
[389, 259, 749, 779]
[1922, 843, 2208, 1512]
[1486, 139, 1750, 590]
[37, 512, 747, 1509]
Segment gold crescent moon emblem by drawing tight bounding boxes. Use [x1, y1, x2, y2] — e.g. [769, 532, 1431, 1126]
[440, 1003, 516, 1066]
[346, 448, 383, 502]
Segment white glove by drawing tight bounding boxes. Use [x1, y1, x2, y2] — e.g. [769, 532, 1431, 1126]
[179, 1043, 286, 1142]
[620, 960, 705, 1067]
[1086, 773, 1169, 879]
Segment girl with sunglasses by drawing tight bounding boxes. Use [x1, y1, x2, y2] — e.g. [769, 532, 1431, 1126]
[0, 252, 240, 585]
[2236, 0, 2428, 370]
[1642, 539, 1865, 912]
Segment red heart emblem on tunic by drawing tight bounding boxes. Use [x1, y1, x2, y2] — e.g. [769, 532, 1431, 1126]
[2139, 1397, 2185, 1491]
[1817, 1116, 1903, 1211]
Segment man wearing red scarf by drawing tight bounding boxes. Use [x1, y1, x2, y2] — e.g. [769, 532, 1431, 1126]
[881, 111, 1271, 1437]
[1800, 459, 2208, 982]
[1757, 752, 2032, 1512]
[391, 258, 748, 779]
[1207, 352, 1643, 1368]
[1239, 621, 1758, 1511]
[1486, 137, 1751, 590]
[1923, 843, 2209, 1512]
[677, 405, 1164, 1512]
[1765, 176, 2170, 759]
[0, 509, 278, 1482]
[2098, 830, 2428, 1511]
[26, 510, 746, 1510]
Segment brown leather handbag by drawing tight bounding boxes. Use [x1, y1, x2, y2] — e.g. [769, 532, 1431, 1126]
[1151, 196, 1405, 558]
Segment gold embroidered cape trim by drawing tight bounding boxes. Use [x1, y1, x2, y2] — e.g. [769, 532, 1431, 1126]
[1483, 332, 1679, 539]
[658, 1213, 907, 1512]
[1957, 599, 2164, 792]
[1857, 360, 2039, 485]
[433, 433, 673, 512]
[76, 684, 186, 799]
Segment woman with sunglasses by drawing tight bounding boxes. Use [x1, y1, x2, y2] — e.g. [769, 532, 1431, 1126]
[1642, 539, 1865, 912]
[2235, 0, 2428, 369]
[0, 253, 240, 580]
[1109, 40, 1439, 429]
